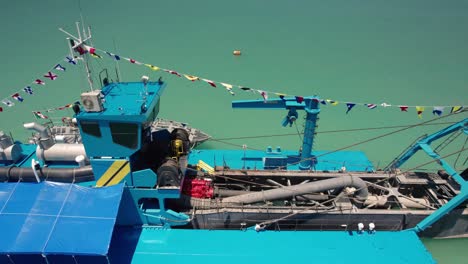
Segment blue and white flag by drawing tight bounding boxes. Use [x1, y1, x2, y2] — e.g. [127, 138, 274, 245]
[65, 56, 77, 65]
[2, 99, 14, 107]
[54, 64, 66, 71]
[23, 86, 33, 95]
[346, 103, 356, 114]
[432, 106, 444, 116]
[11, 93, 24, 102]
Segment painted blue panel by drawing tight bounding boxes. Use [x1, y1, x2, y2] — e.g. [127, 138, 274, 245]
[108, 228, 435, 264]
[188, 149, 374, 171]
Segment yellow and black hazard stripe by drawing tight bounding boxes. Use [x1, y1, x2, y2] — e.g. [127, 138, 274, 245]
[95, 160, 131, 187]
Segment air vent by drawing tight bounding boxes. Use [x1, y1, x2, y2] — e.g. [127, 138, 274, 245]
[81, 90, 103, 112]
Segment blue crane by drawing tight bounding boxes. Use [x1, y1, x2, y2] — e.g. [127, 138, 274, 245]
[232, 96, 320, 170]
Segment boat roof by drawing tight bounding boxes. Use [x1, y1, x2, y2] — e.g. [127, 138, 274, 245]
[78, 81, 166, 122]
[0, 181, 123, 260]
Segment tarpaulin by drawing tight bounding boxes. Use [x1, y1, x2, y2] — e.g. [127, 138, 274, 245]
[0, 181, 123, 263]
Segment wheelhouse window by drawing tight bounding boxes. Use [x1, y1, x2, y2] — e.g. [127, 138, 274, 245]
[110, 122, 139, 149]
[80, 121, 101, 138]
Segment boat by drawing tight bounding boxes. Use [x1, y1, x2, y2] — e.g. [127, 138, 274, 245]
[0, 23, 466, 263]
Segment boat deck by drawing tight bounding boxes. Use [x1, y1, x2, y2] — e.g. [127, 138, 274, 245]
[108, 228, 435, 264]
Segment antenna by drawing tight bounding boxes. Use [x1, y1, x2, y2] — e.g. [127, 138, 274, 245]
[59, 22, 94, 91]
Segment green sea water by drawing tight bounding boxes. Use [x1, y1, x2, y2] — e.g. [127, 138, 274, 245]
[1, 0, 467, 262]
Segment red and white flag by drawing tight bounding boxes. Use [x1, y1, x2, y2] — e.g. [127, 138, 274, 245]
[33, 111, 48, 119]
[35, 79, 45, 85]
[366, 103, 377, 109]
[164, 69, 181, 77]
[44, 72, 58, 80]
[202, 79, 216, 88]
[258, 90, 268, 102]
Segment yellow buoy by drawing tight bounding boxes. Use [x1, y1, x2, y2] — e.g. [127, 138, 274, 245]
[233, 50, 241, 56]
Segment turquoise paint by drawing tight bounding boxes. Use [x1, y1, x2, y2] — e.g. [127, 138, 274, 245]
[109, 228, 435, 264]
[188, 149, 374, 171]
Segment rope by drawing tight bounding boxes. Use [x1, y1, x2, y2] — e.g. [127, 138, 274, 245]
[454, 137, 468, 170]
[211, 122, 458, 141]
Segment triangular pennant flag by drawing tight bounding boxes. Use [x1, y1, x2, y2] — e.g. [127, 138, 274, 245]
[2, 99, 14, 107]
[346, 103, 356, 114]
[90, 53, 102, 59]
[450, 106, 463, 113]
[35, 79, 45, 85]
[240, 87, 252, 91]
[11, 93, 24, 102]
[33, 111, 48, 119]
[164, 69, 181, 77]
[326, 99, 338, 106]
[23, 86, 33, 95]
[44, 72, 58, 80]
[54, 64, 66, 71]
[220, 83, 235, 95]
[144, 64, 159, 71]
[127, 58, 141, 64]
[432, 106, 444, 116]
[258, 90, 268, 102]
[184, 74, 199, 81]
[399, 106, 408, 112]
[320, 99, 327, 105]
[295, 96, 304, 103]
[106, 52, 121, 61]
[365, 103, 377, 109]
[65, 56, 77, 65]
[202, 79, 217, 87]
[275, 93, 286, 101]
[416, 106, 425, 118]
[380, 103, 391, 107]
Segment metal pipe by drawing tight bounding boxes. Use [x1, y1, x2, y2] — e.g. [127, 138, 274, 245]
[222, 176, 368, 204]
[23, 122, 50, 139]
[0, 166, 94, 183]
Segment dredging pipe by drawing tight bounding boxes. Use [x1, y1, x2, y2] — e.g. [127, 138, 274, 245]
[222, 176, 368, 204]
[0, 166, 94, 183]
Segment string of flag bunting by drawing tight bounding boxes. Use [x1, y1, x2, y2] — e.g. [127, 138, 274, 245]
[84, 44, 465, 118]
[31, 101, 81, 120]
[2, 43, 466, 119]
[0, 55, 79, 113]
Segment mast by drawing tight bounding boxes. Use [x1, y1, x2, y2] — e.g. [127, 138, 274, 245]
[59, 22, 94, 91]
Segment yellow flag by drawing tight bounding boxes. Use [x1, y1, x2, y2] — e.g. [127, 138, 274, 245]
[144, 64, 160, 71]
[184, 74, 199, 81]
[416, 106, 425, 118]
[327, 99, 338, 106]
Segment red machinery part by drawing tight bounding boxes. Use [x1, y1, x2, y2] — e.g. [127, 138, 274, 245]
[182, 178, 214, 198]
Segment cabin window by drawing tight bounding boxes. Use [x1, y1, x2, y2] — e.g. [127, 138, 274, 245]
[80, 121, 101, 138]
[110, 122, 139, 149]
